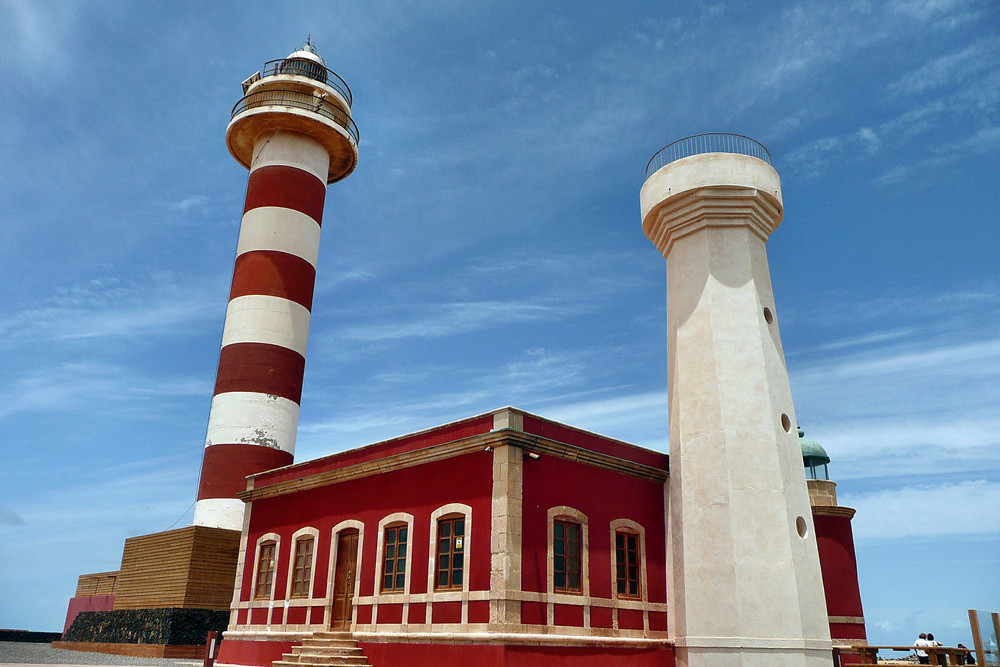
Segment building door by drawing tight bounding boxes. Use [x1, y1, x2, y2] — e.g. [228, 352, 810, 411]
[331, 529, 359, 629]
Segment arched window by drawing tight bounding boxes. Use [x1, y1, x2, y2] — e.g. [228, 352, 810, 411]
[382, 523, 408, 592]
[251, 533, 281, 600]
[287, 527, 319, 599]
[614, 530, 640, 598]
[376, 513, 414, 595]
[435, 515, 465, 589]
[554, 519, 583, 592]
[428, 503, 472, 593]
[547, 506, 589, 597]
[610, 519, 648, 602]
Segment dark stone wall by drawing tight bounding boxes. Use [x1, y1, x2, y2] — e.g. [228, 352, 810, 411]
[62, 608, 228, 645]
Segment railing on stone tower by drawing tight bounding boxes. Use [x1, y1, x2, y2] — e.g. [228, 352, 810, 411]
[645, 132, 772, 178]
[262, 58, 353, 106]
[231, 89, 360, 145]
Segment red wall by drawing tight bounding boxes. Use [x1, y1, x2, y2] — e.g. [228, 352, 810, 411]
[239, 450, 494, 606]
[521, 454, 667, 620]
[359, 642, 675, 667]
[256, 415, 495, 486]
[814, 512, 867, 648]
[63, 594, 115, 633]
[522, 415, 669, 470]
[814, 513, 865, 623]
[217, 639, 296, 666]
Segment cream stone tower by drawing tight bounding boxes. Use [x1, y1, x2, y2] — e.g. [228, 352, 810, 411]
[640, 134, 833, 666]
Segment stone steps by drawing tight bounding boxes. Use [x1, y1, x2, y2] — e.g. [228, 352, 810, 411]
[273, 633, 371, 667]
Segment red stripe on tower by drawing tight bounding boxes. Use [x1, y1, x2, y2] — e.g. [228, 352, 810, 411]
[197, 444, 293, 500]
[214, 342, 306, 403]
[244, 165, 327, 223]
[229, 251, 318, 311]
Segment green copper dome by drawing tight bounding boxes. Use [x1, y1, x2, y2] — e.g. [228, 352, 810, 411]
[799, 426, 830, 480]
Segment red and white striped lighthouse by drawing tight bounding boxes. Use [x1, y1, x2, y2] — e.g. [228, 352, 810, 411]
[194, 40, 358, 530]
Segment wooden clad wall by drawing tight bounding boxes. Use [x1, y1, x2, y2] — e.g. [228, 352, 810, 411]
[186, 526, 242, 608]
[76, 571, 119, 597]
[113, 526, 240, 610]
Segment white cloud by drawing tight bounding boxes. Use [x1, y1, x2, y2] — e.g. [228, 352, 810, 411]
[541, 390, 670, 449]
[174, 195, 209, 211]
[887, 37, 1000, 97]
[890, 0, 985, 27]
[783, 136, 844, 177]
[0, 360, 207, 420]
[791, 332, 1000, 478]
[0, 1, 85, 77]
[0, 272, 225, 348]
[336, 300, 587, 343]
[857, 127, 881, 154]
[844, 480, 1000, 539]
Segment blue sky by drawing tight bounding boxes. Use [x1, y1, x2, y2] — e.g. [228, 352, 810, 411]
[1, 0, 998, 650]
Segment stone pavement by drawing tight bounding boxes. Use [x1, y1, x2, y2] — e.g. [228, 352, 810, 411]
[0, 643, 199, 667]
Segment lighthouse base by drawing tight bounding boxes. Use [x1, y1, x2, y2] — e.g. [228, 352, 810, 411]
[61, 526, 240, 653]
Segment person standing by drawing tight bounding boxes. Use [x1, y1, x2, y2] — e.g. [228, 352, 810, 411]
[957, 643, 976, 664]
[927, 634, 944, 665]
[914, 632, 932, 664]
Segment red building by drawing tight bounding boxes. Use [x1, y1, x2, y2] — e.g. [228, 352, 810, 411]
[218, 408, 673, 667]
[216, 408, 866, 667]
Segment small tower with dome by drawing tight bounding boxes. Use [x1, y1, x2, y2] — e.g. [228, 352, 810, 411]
[798, 426, 870, 652]
[800, 426, 831, 480]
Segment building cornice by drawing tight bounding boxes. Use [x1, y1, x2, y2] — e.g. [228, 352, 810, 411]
[238, 430, 668, 502]
[810, 505, 856, 519]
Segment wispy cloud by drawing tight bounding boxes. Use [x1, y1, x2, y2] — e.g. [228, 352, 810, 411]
[0, 272, 225, 348]
[0, 360, 207, 420]
[541, 390, 670, 449]
[844, 480, 1000, 539]
[20, 457, 196, 528]
[887, 38, 999, 97]
[788, 286, 1000, 479]
[0, 1, 86, 79]
[782, 136, 846, 177]
[788, 282, 1000, 330]
[174, 195, 209, 212]
[890, 0, 987, 28]
[336, 300, 588, 343]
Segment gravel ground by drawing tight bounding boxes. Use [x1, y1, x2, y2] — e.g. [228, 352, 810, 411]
[0, 643, 199, 666]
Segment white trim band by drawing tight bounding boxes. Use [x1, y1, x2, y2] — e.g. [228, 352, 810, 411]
[205, 392, 300, 454]
[673, 636, 834, 650]
[193, 498, 246, 531]
[237, 207, 322, 267]
[251, 132, 330, 184]
[221, 295, 312, 357]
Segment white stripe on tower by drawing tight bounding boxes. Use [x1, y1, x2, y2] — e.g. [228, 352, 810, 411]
[194, 131, 330, 529]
